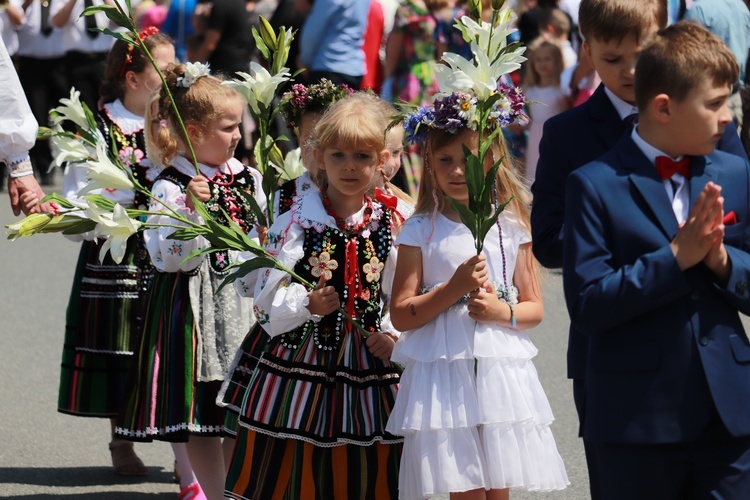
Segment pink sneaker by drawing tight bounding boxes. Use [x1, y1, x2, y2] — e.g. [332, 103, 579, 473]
[178, 482, 207, 500]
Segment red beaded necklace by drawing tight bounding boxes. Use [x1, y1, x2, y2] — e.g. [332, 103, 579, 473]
[207, 163, 235, 187]
[321, 186, 373, 234]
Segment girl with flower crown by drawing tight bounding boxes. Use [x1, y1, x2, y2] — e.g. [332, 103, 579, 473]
[387, 87, 569, 498]
[224, 92, 402, 499]
[55, 29, 181, 482]
[114, 62, 266, 500]
[215, 78, 355, 439]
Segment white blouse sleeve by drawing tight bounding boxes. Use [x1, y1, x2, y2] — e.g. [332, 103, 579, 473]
[0, 37, 37, 174]
[252, 216, 314, 338]
[144, 178, 207, 272]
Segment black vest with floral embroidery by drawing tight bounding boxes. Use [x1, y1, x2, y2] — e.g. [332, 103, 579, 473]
[280, 206, 393, 351]
[156, 165, 258, 275]
[97, 109, 152, 210]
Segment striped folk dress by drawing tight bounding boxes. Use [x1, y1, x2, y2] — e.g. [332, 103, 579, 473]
[115, 158, 263, 442]
[225, 192, 402, 500]
[58, 102, 154, 417]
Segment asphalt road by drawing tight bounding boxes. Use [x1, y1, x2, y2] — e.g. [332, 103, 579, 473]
[0, 176, 589, 499]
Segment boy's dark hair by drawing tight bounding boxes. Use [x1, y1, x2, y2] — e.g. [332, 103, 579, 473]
[635, 21, 739, 111]
[578, 0, 667, 44]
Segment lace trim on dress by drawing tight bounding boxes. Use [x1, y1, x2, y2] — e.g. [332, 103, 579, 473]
[103, 99, 145, 135]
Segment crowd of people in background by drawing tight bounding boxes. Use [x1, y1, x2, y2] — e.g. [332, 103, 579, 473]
[4, 0, 750, 499]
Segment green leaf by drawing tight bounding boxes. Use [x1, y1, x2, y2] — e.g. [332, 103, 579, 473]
[81, 6, 131, 31]
[252, 26, 271, 61]
[83, 194, 116, 211]
[446, 197, 476, 230]
[168, 227, 207, 241]
[235, 187, 268, 229]
[181, 246, 217, 263]
[39, 193, 75, 210]
[216, 256, 282, 294]
[59, 218, 98, 235]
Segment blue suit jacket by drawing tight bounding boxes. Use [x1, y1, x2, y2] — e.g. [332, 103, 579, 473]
[563, 134, 750, 444]
[530, 84, 747, 380]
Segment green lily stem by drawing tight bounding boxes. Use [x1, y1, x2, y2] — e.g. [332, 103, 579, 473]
[284, 268, 371, 338]
[136, 42, 201, 178]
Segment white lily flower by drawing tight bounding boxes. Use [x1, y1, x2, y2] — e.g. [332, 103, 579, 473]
[78, 141, 134, 196]
[92, 204, 142, 264]
[275, 147, 304, 181]
[50, 88, 89, 131]
[50, 132, 92, 167]
[435, 44, 525, 100]
[455, 14, 516, 58]
[225, 62, 291, 116]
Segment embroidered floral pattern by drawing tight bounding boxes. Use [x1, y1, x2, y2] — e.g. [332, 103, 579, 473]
[309, 251, 339, 281]
[254, 305, 270, 325]
[363, 256, 384, 283]
[167, 242, 182, 255]
[119, 146, 144, 167]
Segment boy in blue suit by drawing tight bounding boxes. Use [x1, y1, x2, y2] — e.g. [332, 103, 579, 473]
[563, 21, 750, 498]
[530, 1, 747, 494]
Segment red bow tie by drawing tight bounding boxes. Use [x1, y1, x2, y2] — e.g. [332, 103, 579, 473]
[655, 156, 692, 180]
[374, 187, 399, 212]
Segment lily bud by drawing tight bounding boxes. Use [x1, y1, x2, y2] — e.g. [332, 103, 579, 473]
[258, 16, 278, 51]
[492, 0, 505, 11]
[468, 0, 482, 20]
[6, 213, 53, 240]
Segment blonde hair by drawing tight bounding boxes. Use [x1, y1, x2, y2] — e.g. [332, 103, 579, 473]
[415, 128, 532, 233]
[374, 98, 414, 206]
[155, 63, 244, 165]
[311, 92, 389, 188]
[523, 38, 565, 87]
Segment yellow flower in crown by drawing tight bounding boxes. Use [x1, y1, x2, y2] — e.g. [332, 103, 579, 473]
[309, 251, 339, 281]
[363, 256, 384, 283]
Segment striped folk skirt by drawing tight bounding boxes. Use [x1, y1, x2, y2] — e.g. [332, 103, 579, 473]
[114, 270, 225, 442]
[58, 238, 148, 417]
[225, 427, 401, 500]
[218, 323, 270, 437]
[224, 324, 402, 499]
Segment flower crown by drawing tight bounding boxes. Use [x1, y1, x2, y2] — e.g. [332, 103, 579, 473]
[279, 79, 354, 129]
[403, 83, 526, 143]
[119, 26, 160, 77]
[176, 62, 211, 89]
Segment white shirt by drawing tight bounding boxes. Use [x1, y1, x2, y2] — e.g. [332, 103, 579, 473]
[12, 0, 66, 58]
[631, 127, 690, 224]
[0, 36, 37, 172]
[0, 11, 19, 56]
[604, 86, 638, 121]
[49, 0, 113, 53]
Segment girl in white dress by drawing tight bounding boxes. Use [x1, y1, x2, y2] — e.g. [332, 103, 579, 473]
[388, 100, 569, 499]
[523, 38, 570, 186]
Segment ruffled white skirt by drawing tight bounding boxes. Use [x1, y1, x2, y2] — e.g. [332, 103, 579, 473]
[387, 311, 569, 499]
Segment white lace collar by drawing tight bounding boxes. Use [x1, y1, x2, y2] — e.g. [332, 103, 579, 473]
[103, 99, 144, 135]
[290, 191, 384, 236]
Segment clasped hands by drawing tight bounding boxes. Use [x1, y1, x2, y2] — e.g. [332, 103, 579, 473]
[670, 181, 731, 282]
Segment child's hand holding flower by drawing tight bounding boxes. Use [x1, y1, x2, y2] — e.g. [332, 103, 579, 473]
[448, 254, 488, 297]
[366, 332, 397, 361]
[307, 274, 340, 317]
[186, 175, 211, 210]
